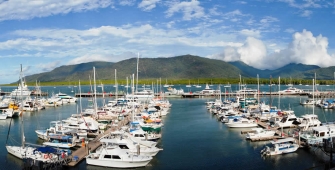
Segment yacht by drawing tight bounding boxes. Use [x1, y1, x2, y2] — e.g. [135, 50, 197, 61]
[261, 138, 299, 156]
[56, 92, 77, 103]
[10, 81, 31, 97]
[42, 134, 76, 149]
[246, 128, 276, 140]
[298, 114, 321, 130]
[86, 147, 152, 168]
[200, 84, 220, 95]
[225, 117, 258, 128]
[279, 87, 304, 95]
[300, 124, 335, 145]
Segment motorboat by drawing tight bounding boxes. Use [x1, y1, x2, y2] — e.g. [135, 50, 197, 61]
[0, 111, 7, 120]
[298, 114, 321, 130]
[246, 128, 276, 140]
[274, 112, 299, 128]
[260, 137, 299, 156]
[56, 92, 77, 103]
[42, 134, 76, 149]
[86, 147, 152, 168]
[299, 124, 335, 145]
[225, 117, 258, 128]
[279, 87, 304, 95]
[10, 81, 31, 97]
[300, 99, 316, 105]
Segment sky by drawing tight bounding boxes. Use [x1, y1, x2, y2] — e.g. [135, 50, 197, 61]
[0, 0, 335, 83]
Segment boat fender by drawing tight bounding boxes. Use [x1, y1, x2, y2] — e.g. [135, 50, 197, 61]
[44, 154, 49, 159]
[49, 154, 53, 159]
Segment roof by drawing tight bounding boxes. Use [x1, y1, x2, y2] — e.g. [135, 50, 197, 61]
[271, 137, 295, 144]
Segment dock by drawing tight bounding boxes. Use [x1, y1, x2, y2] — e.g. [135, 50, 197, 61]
[66, 117, 130, 167]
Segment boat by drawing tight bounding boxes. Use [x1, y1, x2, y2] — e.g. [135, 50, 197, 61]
[186, 80, 191, 88]
[279, 86, 304, 95]
[225, 117, 258, 128]
[35, 120, 76, 140]
[300, 99, 316, 105]
[42, 134, 76, 149]
[56, 92, 77, 103]
[237, 88, 258, 94]
[86, 146, 152, 168]
[200, 84, 220, 95]
[0, 111, 7, 119]
[224, 82, 231, 88]
[10, 80, 31, 97]
[246, 128, 276, 140]
[6, 65, 64, 163]
[261, 137, 299, 156]
[299, 124, 335, 145]
[298, 114, 321, 129]
[274, 112, 299, 128]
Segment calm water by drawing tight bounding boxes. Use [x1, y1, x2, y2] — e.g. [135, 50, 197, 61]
[1, 84, 335, 170]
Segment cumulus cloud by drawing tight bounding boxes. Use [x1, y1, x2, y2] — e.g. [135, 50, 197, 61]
[119, 0, 136, 6]
[165, 0, 205, 20]
[38, 61, 61, 72]
[301, 10, 313, 17]
[0, 0, 113, 21]
[239, 29, 261, 38]
[210, 29, 335, 70]
[138, 0, 160, 11]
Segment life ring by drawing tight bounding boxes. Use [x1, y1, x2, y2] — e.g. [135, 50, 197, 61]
[49, 154, 53, 159]
[44, 154, 49, 159]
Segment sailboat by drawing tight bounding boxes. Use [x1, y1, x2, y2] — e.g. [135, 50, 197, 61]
[6, 65, 62, 162]
[186, 80, 191, 88]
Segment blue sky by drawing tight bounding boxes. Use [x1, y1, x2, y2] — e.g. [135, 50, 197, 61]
[0, 0, 335, 84]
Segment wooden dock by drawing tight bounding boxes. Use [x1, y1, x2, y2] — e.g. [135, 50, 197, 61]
[66, 117, 130, 167]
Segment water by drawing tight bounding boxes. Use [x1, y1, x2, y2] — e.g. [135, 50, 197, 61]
[0, 84, 334, 169]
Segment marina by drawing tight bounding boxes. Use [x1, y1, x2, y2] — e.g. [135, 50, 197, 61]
[1, 84, 335, 169]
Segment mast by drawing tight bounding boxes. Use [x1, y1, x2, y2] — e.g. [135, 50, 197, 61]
[93, 67, 97, 117]
[136, 53, 139, 93]
[115, 69, 118, 101]
[278, 76, 280, 109]
[269, 75, 272, 107]
[132, 73, 135, 122]
[313, 79, 315, 115]
[257, 74, 259, 105]
[20, 64, 25, 148]
[79, 80, 82, 113]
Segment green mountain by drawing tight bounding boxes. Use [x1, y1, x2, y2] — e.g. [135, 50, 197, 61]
[23, 55, 334, 83]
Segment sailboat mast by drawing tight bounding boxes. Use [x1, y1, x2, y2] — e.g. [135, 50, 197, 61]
[115, 69, 118, 101]
[93, 67, 97, 116]
[79, 80, 82, 113]
[132, 73, 135, 122]
[257, 74, 259, 105]
[313, 79, 315, 115]
[278, 76, 280, 109]
[20, 64, 25, 148]
[136, 53, 139, 93]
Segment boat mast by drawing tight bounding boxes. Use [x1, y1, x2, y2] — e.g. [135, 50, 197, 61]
[257, 74, 259, 105]
[20, 64, 25, 148]
[115, 69, 118, 101]
[79, 80, 82, 113]
[93, 67, 97, 117]
[132, 73, 135, 122]
[313, 79, 314, 115]
[278, 76, 280, 109]
[136, 53, 139, 93]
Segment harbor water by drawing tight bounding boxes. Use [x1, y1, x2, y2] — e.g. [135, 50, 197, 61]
[0, 84, 335, 169]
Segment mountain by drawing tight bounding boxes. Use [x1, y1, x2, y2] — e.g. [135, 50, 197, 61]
[23, 55, 333, 82]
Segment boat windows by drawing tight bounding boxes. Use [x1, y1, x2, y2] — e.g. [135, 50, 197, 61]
[320, 132, 325, 137]
[119, 145, 129, 149]
[112, 155, 121, 159]
[104, 155, 112, 159]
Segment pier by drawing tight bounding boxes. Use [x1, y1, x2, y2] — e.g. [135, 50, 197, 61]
[66, 117, 130, 167]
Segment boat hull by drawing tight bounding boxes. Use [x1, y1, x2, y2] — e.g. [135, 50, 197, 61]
[86, 156, 151, 168]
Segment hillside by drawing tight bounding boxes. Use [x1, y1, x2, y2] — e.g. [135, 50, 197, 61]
[23, 55, 334, 83]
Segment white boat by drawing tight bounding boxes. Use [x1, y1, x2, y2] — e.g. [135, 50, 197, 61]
[86, 146, 152, 168]
[298, 114, 321, 129]
[0, 112, 7, 119]
[279, 86, 304, 95]
[42, 134, 76, 148]
[200, 84, 220, 95]
[246, 128, 276, 140]
[300, 99, 316, 105]
[274, 112, 299, 128]
[56, 92, 77, 103]
[35, 120, 76, 140]
[225, 117, 258, 128]
[10, 80, 31, 97]
[126, 89, 155, 101]
[260, 137, 299, 156]
[237, 88, 257, 94]
[300, 123, 335, 145]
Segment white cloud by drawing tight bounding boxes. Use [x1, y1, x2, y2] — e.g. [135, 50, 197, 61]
[301, 10, 313, 17]
[165, 0, 205, 20]
[38, 61, 61, 72]
[210, 29, 335, 70]
[138, 0, 160, 11]
[285, 28, 295, 33]
[119, 0, 136, 6]
[279, 0, 322, 9]
[260, 16, 279, 23]
[239, 29, 261, 38]
[0, 0, 113, 21]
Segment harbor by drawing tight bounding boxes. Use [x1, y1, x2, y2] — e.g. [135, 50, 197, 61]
[1, 84, 335, 169]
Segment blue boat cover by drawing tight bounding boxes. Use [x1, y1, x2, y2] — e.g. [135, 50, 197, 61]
[33, 146, 58, 153]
